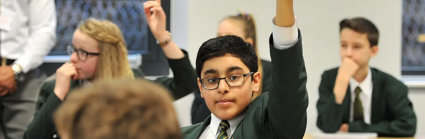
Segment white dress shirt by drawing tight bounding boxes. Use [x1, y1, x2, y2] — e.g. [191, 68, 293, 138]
[349, 68, 373, 124]
[198, 19, 299, 139]
[199, 113, 245, 139]
[0, 0, 56, 72]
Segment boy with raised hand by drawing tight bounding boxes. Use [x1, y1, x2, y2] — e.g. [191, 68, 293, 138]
[182, 0, 308, 138]
[316, 17, 416, 137]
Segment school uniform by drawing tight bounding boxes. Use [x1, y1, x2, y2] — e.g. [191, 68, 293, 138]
[316, 67, 416, 137]
[182, 27, 308, 139]
[24, 51, 197, 139]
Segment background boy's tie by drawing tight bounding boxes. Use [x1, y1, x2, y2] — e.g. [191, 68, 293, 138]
[353, 86, 364, 121]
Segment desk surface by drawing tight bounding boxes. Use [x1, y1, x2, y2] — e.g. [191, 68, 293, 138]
[303, 133, 416, 139]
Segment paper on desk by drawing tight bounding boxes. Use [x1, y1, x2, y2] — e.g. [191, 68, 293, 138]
[312, 132, 377, 139]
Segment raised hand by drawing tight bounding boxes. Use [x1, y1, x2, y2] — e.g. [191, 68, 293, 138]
[339, 58, 359, 79]
[143, 0, 168, 42]
[143, 0, 184, 59]
[54, 62, 78, 100]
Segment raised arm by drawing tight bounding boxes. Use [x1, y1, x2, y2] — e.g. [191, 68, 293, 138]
[275, 0, 295, 27]
[143, 0, 197, 99]
[267, 0, 308, 138]
[144, 0, 184, 59]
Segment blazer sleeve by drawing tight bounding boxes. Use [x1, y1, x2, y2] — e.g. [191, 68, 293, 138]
[260, 59, 272, 93]
[152, 50, 197, 100]
[24, 81, 62, 139]
[349, 79, 417, 137]
[190, 89, 211, 124]
[316, 70, 347, 133]
[267, 32, 308, 139]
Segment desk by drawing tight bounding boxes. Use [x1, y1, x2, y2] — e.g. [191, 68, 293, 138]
[303, 133, 416, 139]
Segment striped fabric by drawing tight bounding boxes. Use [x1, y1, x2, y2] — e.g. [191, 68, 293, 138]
[217, 120, 229, 139]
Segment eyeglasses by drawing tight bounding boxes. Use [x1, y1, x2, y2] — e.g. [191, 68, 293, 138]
[67, 45, 100, 62]
[200, 72, 255, 90]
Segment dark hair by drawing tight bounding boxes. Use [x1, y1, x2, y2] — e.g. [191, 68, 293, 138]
[339, 17, 379, 47]
[222, 13, 264, 94]
[196, 35, 258, 78]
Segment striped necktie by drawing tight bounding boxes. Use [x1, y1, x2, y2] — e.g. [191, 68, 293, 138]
[217, 120, 230, 139]
[353, 86, 364, 121]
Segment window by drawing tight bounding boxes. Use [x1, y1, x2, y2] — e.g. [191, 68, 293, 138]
[402, 0, 425, 75]
[48, 0, 171, 76]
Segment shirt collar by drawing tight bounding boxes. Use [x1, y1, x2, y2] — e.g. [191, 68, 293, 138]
[210, 113, 245, 137]
[350, 68, 373, 97]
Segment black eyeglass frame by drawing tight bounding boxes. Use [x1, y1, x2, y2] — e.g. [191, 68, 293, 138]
[67, 45, 100, 62]
[199, 72, 255, 90]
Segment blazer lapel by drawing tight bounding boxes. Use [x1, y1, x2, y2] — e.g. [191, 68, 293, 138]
[370, 68, 381, 123]
[195, 116, 212, 138]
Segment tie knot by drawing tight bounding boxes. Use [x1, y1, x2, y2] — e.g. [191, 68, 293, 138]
[218, 120, 230, 139]
[354, 87, 362, 96]
[219, 120, 230, 129]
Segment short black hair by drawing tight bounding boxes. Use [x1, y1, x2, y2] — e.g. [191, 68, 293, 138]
[196, 35, 258, 78]
[339, 17, 379, 47]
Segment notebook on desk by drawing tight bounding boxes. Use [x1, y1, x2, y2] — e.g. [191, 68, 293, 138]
[312, 132, 377, 139]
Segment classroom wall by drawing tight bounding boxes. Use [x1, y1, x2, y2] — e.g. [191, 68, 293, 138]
[171, 0, 425, 136]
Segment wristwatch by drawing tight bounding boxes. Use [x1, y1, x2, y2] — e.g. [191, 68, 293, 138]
[158, 31, 172, 47]
[11, 63, 25, 82]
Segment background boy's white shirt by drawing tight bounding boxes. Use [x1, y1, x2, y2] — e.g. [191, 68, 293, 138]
[349, 68, 373, 124]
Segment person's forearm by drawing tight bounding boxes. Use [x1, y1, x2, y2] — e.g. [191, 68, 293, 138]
[161, 41, 185, 59]
[166, 51, 197, 98]
[156, 31, 184, 59]
[333, 74, 350, 104]
[317, 76, 347, 133]
[275, 0, 295, 27]
[316, 101, 346, 132]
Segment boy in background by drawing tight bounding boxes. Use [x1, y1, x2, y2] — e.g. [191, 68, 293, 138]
[316, 17, 416, 137]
